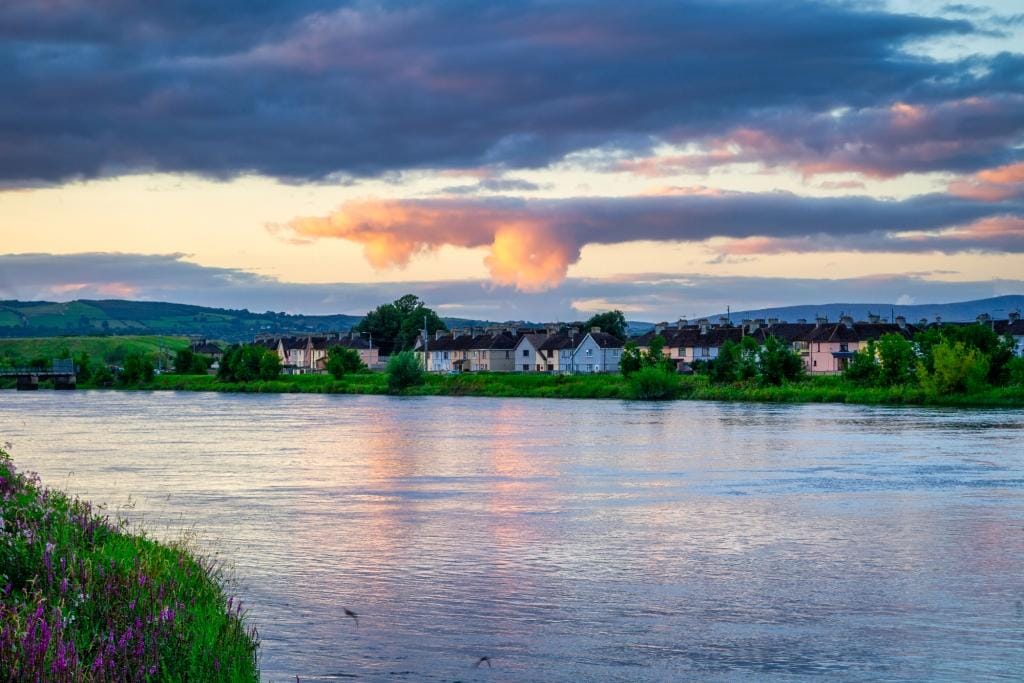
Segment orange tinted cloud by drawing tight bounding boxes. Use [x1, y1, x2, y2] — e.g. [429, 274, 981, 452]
[286, 199, 579, 291]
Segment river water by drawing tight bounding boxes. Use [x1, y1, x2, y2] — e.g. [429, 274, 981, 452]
[1, 391, 1022, 681]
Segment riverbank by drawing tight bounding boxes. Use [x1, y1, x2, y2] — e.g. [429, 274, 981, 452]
[71, 371, 1024, 407]
[0, 448, 259, 680]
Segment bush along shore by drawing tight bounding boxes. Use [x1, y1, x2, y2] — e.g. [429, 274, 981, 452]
[0, 448, 259, 680]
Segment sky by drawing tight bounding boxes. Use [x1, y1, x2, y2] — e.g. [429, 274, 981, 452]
[1, 0, 1022, 321]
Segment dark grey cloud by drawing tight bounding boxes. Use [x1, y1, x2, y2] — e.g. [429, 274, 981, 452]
[1, 1, 1020, 184]
[2, 252, 1022, 321]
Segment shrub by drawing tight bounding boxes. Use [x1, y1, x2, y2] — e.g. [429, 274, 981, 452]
[386, 351, 424, 392]
[876, 333, 916, 386]
[326, 346, 366, 379]
[174, 348, 210, 375]
[844, 341, 880, 386]
[627, 367, 679, 400]
[758, 335, 804, 385]
[1006, 356, 1024, 386]
[619, 342, 642, 377]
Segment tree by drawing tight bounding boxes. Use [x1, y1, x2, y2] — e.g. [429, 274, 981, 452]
[619, 342, 643, 376]
[386, 351, 424, 393]
[628, 366, 679, 400]
[120, 352, 154, 385]
[218, 345, 280, 382]
[758, 335, 804, 385]
[582, 310, 628, 340]
[845, 341, 880, 385]
[73, 351, 93, 384]
[326, 346, 366, 379]
[356, 294, 447, 352]
[709, 340, 741, 384]
[876, 333, 915, 386]
[917, 340, 989, 395]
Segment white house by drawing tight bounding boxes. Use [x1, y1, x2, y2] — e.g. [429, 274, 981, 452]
[513, 333, 549, 372]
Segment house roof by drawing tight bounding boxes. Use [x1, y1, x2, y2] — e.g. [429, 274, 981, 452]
[515, 333, 548, 350]
[804, 322, 916, 343]
[190, 341, 223, 354]
[539, 333, 583, 351]
[586, 331, 625, 349]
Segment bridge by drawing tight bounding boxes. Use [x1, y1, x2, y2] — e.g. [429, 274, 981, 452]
[0, 359, 77, 390]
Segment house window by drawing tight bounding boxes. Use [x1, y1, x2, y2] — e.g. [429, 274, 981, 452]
[522, 349, 529, 357]
[813, 360, 817, 367]
[586, 348, 593, 357]
[443, 351, 449, 359]
[839, 343, 849, 352]
[522, 364, 529, 371]
[701, 346, 710, 357]
[816, 343, 821, 352]
[505, 351, 510, 359]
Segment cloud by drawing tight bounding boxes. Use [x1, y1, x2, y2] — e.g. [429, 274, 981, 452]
[2, 252, 1022, 322]
[948, 161, 1024, 200]
[281, 192, 1023, 290]
[0, 0, 1018, 184]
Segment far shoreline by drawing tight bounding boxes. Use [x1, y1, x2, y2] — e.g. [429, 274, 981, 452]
[5, 372, 1023, 409]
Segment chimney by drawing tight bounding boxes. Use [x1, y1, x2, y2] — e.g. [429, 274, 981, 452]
[934, 315, 942, 325]
[435, 329, 445, 341]
[895, 315, 907, 330]
[545, 324, 560, 335]
[697, 318, 709, 335]
[796, 318, 807, 324]
[590, 326, 601, 334]
[1010, 310, 1021, 322]
[569, 326, 580, 336]
[867, 312, 881, 324]
[767, 317, 779, 325]
[841, 315, 854, 330]
[815, 315, 828, 327]
[677, 318, 688, 328]
[976, 313, 992, 328]
[918, 318, 928, 327]
[753, 318, 766, 329]
[654, 322, 667, 334]
[718, 316, 730, 327]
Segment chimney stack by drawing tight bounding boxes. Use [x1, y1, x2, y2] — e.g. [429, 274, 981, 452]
[677, 318, 688, 328]
[919, 318, 928, 327]
[934, 315, 942, 325]
[815, 315, 828, 327]
[767, 317, 779, 325]
[654, 322, 667, 334]
[1010, 310, 1021, 323]
[590, 326, 601, 334]
[895, 315, 907, 330]
[435, 329, 445, 341]
[796, 318, 807, 324]
[697, 318, 709, 335]
[841, 315, 854, 330]
[718, 316, 730, 327]
[867, 312, 881, 324]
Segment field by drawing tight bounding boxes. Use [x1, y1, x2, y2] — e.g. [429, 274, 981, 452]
[0, 335, 191, 367]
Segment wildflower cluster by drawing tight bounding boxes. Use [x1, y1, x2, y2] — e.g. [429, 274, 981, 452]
[0, 449, 259, 681]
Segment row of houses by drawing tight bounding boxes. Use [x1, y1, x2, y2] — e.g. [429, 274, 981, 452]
[412, 311, 1024, 376]
[235, 311, 1024, 377]
[252, 332, 381, 374]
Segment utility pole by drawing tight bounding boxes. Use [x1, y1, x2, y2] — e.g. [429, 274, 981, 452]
[423, 315, 429, 371]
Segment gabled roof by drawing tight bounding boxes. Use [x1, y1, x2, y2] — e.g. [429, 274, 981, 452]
[281, 336, 308, 351]
[994, 319, 1024, 336]
[750, 323, 816, 343]
[540, 333, 583, 351]
[190, 341, 223, 354]
[584, 331, 625, 349]
[515, 333, 548, 350]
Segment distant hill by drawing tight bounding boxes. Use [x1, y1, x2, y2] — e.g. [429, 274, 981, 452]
[705, 295, 1024, 324]
[0, 298, 493, 342]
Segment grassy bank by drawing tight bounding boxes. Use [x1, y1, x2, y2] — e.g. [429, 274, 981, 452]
[123, 371, 1024, 407]
[0, 448, 259, 680]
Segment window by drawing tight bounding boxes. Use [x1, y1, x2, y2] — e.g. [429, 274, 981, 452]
[523, 364, 529, 371]
[522, 349, 530, 357]
[813, 360, 817, 367]
[443, 351, 449, 359]
[701, 346, 710, 357]
[839, 343, 849, 352]
[586, 348, 593, 357]
[505, 351, 510, 359]
[816, 343, 821, 352]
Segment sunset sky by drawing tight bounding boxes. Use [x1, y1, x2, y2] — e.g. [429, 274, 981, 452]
[1, 0, 1022, 320]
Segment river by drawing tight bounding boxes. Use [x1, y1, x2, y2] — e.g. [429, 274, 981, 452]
[1, 391, 1023, 681]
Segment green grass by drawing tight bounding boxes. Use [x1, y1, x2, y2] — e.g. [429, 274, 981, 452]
[0, 335, 191, 367]
[130, 371, 1024, 407]
[0, 447, 259, 679]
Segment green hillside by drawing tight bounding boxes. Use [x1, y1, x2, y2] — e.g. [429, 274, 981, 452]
[0, 299, 363, 342]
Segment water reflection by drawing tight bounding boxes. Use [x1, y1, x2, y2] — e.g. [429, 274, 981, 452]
[2, 392, 1023, 681]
